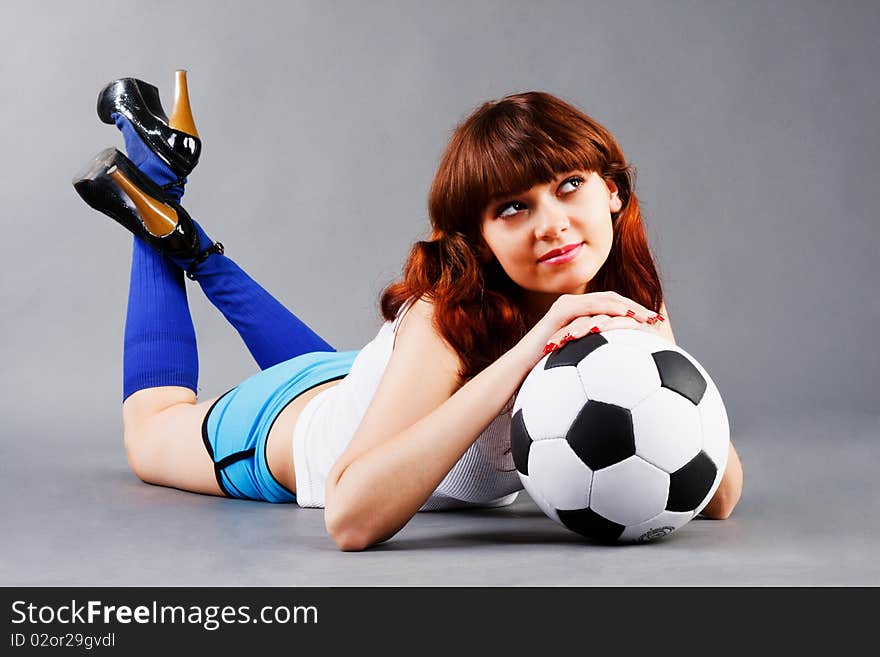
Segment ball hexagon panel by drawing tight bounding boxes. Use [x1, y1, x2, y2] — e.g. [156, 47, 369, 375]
[512, 361, 587, 442]
[519, 473, 561, 525]
[617, 509, 695, 543]
[527, 438, 592, 510]
[576, 342, 662, 409]
[652, 349, 707, 405]
[512, 355, 546, 416]
[556, 507, 625, 543]
[566, 400, 635, 470]
[631, 387, 703, 473]
[590, 456, 670, 526]
[667, 451, 717, 512]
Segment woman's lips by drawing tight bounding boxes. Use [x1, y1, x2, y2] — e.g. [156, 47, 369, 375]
[539, 242, 584, 265]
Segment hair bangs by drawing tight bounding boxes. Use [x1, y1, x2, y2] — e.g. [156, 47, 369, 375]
[472, 110, 606, 210]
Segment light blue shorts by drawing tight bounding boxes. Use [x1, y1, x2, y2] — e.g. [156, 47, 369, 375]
[201, 349, 360, 503]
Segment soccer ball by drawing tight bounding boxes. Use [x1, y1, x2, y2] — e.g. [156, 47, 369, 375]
[510, 329, 729, 543]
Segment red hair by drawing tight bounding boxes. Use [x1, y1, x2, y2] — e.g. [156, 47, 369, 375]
[379, 92, 663, 383]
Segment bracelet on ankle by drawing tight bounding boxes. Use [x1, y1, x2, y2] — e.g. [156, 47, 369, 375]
[160, 177, 187, 191]
[186, 242, 224, 280]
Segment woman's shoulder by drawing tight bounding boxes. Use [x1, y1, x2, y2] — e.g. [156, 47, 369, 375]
[393, 294, 434, 331]
[392, 295, 463, 384]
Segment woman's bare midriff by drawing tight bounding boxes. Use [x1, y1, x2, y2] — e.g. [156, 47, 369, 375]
[265, 378, 345, 495]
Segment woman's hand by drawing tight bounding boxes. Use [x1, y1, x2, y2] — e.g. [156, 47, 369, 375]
[513, 291, 665, 372]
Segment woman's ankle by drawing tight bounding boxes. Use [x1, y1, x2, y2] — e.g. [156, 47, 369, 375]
[114, 114, 187, 201]
[167, 219, 220, 274]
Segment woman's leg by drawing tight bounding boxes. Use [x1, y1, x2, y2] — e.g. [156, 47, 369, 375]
[120, 234, 221, 495]
[122, 387, 221, 496]
[186, 239, 336, 369]
[114, 114, 334, 370]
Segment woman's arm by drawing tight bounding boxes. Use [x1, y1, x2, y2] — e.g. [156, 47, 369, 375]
[324, 300, 535, 551]
[325, 293, 675, 551]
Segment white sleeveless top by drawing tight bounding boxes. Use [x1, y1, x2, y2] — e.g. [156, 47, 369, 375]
[292, 297, 522, 510]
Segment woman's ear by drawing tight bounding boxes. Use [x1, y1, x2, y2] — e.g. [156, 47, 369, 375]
[606, 179, 623, 214]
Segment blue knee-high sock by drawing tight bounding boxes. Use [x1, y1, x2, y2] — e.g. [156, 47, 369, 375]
[188, 253, 336, 369]
[114, 114, 335, 370]
[123, 237, 199, 402]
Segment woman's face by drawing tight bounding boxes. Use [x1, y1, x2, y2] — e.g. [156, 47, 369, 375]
[480, 170, 622, 314]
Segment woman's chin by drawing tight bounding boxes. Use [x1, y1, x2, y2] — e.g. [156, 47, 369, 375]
[552, 265, 597, 294]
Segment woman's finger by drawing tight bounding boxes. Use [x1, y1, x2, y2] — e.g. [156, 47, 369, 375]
[594, 315, 654, 334]
[561, 293, 661, 325]
[543, 315, 610, 354]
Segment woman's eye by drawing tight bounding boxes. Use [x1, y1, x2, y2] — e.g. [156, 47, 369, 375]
[560, 176, 584, 194]
[497, 201, 526, 218]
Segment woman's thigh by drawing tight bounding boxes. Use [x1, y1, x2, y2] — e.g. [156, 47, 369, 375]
[122, 387, 223, 496]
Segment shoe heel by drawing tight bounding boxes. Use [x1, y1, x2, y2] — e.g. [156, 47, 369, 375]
[168, 70, 199, 137]
[107, 166, 179, 237]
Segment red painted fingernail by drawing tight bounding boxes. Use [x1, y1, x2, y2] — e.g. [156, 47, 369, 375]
[656, 314, 666, 322]
[543, 342, 558, 355]
[626, 309, 636, 318]
[559, 332, 575, 346]
[588, 326, 601, 334]
[647, 316, 657, 325]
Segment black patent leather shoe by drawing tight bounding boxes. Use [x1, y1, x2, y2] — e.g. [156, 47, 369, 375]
[73, 147, 202, 262]
[97, 70, 201, 178]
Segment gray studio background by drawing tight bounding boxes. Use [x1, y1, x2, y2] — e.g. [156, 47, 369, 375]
[1, 1, 877, 585]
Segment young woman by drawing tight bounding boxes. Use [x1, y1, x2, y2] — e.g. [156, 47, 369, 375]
[74, 72, 743, 551]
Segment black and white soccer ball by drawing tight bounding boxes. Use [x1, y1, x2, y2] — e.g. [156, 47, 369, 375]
[511, 329, 729, 543]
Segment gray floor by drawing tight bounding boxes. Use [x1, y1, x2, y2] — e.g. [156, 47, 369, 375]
[2, 409, 877, 586]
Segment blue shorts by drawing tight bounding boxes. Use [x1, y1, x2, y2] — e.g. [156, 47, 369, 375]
[201, 349, 360, 503]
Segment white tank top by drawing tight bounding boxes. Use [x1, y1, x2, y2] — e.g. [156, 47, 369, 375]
[292, 297, 522, 510]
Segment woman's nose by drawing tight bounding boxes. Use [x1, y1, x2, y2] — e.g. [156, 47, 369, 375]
[534, 201, 569, 239]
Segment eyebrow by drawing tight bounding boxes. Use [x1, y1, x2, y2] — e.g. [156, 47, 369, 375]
[487, 190, 518, 205]
[487, 171, 584, 205]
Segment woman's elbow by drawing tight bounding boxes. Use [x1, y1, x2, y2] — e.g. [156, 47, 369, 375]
[700, 489, 740, 519]
[701, 476, 743, 519]
[324, 498, 376, 552]
[323, 469, 407, 550]
[328, 523, 373, 552]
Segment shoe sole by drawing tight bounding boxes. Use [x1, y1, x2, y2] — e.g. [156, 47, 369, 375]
[74, 147, 171, 202]
[72, 148, 137, 232]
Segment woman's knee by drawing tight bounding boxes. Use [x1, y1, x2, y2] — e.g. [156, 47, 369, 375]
[123, 416, 174, 483]
[122, 386, 198, 432]
[123, 424, 155, 483]
[121, 393, 198, 483]
[121, 393, 220, 492]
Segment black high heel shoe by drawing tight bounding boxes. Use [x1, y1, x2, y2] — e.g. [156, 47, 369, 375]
[97, 70, 201, 178]
[73, 147, 207, 263]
